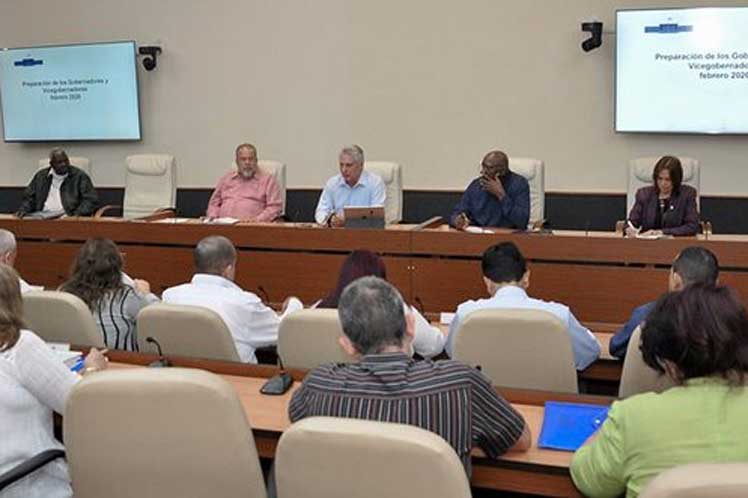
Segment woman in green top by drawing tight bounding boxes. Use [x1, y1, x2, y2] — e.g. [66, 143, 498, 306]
[571, 285, 748, 498]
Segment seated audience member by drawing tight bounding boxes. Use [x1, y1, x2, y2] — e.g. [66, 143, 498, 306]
[0, 263, 107, 498]
[446, 242, 600, 370]
[0, 229, 41, 293]
[15, 148, 98, 218]
[451, 150, 530, 230]
[206, 143, 282, 222]
[610, 246, 719, 359]
[317, 250, 445, 358]
[626, 155, 699, 237]
[572, 285, 748, 498]
[290, 276, 530, 474]
[162, 235, 302, 363]
[314, 145, 386, 227]
[60, 239, 159, 351]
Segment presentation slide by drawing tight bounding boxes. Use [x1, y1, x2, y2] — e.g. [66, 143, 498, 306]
[616, 8, 748, 134]
[0, 41, 141, 141]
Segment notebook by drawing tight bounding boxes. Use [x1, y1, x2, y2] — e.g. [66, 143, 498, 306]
[537, 401, 610, 451]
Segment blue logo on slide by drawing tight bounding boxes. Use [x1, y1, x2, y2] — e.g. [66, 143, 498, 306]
[13, 58, 43, 67]
[644, 23, 693, 34]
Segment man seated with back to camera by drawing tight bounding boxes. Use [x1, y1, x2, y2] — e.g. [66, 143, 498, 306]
[162, 235, 302, 364]
[450, 150, 530, 230]
[446, 242, 601, 370]
[16, 148, 98, 219]
[609, 246, 719, 359]
[289, 276, 530, 476]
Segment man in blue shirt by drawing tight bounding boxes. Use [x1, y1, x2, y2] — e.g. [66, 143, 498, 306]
[451, 150, 530, 230]
[446, 242, 601, 370]
[609, 246, 719, 359]
[314, 145, 386, 227]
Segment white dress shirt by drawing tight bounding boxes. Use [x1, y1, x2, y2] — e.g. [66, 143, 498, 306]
[162, 274, 302, 363]
[0, 330, 78, 498]
[446, 285, 601, 370]
[42, 170, 67, 213]
[19, 276, 42, 294]
[410, 306, 447, 358]
[314, 170, 386, 224]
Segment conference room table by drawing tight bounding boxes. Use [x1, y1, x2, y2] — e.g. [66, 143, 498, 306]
[107, 350, 615, 497]
[4, 215, 748, 327]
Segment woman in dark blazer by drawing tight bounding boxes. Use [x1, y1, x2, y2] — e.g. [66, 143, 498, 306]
[627, 156, 700, 236]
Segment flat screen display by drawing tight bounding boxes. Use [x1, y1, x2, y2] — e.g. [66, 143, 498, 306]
[0, 41, 141, 141]
[616, 7, 748, 134]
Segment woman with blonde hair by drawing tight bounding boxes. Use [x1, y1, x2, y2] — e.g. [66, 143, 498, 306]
[0, 264, 106, 497]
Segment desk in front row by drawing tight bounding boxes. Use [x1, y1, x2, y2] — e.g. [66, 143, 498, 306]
[107, 350, 614, 497]
[4, 216, 748, 324]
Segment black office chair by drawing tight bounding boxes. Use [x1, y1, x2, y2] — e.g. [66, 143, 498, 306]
[0, 449, 65, 491]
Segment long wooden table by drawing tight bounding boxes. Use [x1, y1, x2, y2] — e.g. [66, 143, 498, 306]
[106, 350, 614, 497]
[4, 216, 748, 325]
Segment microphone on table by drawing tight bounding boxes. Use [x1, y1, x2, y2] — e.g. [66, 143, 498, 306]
[146, 337, 172, 368]
[260, 352, 294, 395]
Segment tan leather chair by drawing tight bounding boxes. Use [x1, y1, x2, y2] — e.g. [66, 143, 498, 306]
[276, 417, 471, 498]
[64, 368, 266, 498]
[259, 160, 287, 215]
[640, 463, 748, 498]
[97, 154, 177, 218]
[137, 303, 240, 362]
[277, 309, 352, 369]
[618, 326, 675, 398]
[510, 157, 545, 229]
[452, 309, 578, 393]
[22, 290, 104, 348]
[38, 156, 91, 175]
[364, 161, 402, 224]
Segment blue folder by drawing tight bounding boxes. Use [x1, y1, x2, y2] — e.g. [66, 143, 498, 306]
[537, 401, 610, 452]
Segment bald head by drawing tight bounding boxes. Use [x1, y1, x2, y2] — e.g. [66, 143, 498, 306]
[49, 148, 71, 175]
[194, 236, 237, 278]
[481, 150, 509, 179]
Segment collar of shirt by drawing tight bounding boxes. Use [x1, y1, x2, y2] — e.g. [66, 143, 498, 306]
[360, 352, 411, 364]
[190, 273, 244, 293]
[491, 285, 529, 301]
[229, 170, 263, 183]
[334, 170, 371, 190]
[47, 169, 68, 180]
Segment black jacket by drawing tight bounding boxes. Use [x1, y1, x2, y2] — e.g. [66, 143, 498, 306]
[18, 166, 99, 216]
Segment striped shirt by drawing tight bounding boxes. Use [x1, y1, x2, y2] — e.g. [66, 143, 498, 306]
[93, 287, 159, 351]
[289, 352, 526, 474]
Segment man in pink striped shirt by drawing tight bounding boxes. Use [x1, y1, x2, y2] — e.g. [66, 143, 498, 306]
[206, 143, 282, 221]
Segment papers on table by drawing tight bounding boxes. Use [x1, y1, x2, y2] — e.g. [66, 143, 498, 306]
[153, 217, 192, 224]
[464, 226, 493, 234]
[636, 232, 664, 240]
[204, 217, 239, 225]
[439, 312, 455, 325]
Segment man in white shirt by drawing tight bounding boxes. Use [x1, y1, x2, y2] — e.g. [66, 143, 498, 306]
[162, 235, 302, 363]
[446, 241, 600, 370]
[314, 145, 386, 227]
[0, 229, 42, 293]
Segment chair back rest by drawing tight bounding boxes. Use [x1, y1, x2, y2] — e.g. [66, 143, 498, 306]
[258, 160, 287, 215]
[628, 157, 700, 214]
[510, 157, 545, 227]
[38, 157, 91, 175]
[619, 326, 675, 398]
[276, 417, 471, 498]
[453, 308, 578, 393]
[137, 303, 240, 362]
[364, 161, 402, 224]
[124, 154, 177, 218]
[22, 290, 104, 348]
[64, 368, 266, 498]
[640, 463, 748, 498]
[277, 309, 352, 369]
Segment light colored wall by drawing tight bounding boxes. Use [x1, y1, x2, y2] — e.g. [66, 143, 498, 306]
[1, 0, 747, 195]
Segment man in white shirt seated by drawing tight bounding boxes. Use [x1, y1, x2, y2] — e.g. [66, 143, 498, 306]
[0, 229, 42, 293]
[162, 235, 302, 363]
[314, 145, 386, 227]
[446, 241, 601, 370]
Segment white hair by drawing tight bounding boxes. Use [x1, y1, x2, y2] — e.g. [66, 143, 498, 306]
[339, 145, 364, 165]
[0, 229, 17, 255]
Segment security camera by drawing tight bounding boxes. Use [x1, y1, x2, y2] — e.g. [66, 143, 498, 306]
[138, 46, 162, 71]
[581, 22, 603, 52]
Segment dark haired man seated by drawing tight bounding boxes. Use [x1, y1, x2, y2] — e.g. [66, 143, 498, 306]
[289, 276, 530, 475]
[446, 242, 600, 370]
[609, 246, 719, 359]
